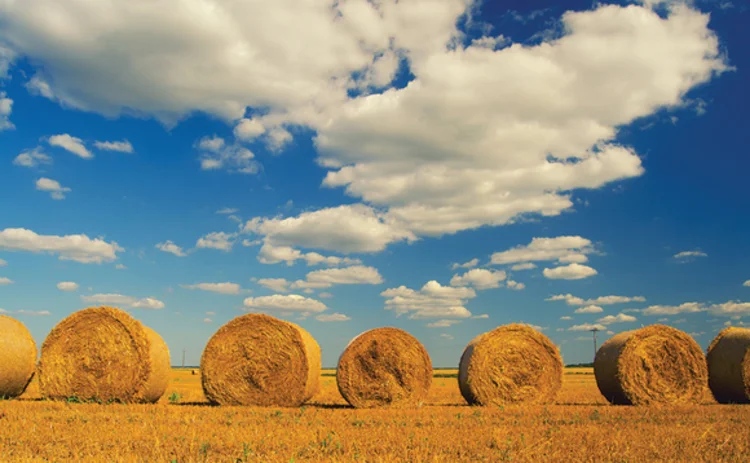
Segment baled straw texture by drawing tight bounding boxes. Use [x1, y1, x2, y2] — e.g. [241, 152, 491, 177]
[39, 306, 170, 403]
[594, 324, 707, 405]
[0, 315, 38, 398]
[337, 327, 432, 408]
[458, 324, 563, 406]
[201, 313, 321, 407]
[707, 327, 750, 404]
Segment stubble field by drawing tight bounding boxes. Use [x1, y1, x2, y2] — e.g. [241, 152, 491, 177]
[1, 368, 749, 462]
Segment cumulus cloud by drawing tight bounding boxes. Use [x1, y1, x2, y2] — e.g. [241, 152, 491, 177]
[155, 240, 187, 257]
[427, 319, 462, 328]
[597, 313, 637, 325]
[450, 268, 506, 290]
[574, 305, 604, 314]
[568, 323, 606, 331]
[547, 293, 646, 306]
[491, 237, 594, 265]
[256, 241, 362, 267]
[440, 333, 454, 340]
[472, 314, 489, 319]
[640, 302, 704, 315]
[543, 263, 598, 280]
[511, 262, 537, 271]
[94, 140, 134, 153]
[257, 278, 291, 293]
[316, 313, 351, 322]
[244, 205, 415, 254]
[0, 258, 6, 266]
[560, 315, 572, 320]
[81, 293, 165, 309]
[196, 135, 259, 174]
[506, 279, 525, 290]
[293, 265, 383, 289]
[451, 258, 479, 270]
[56, 281, 79, 292]
[243, 294, 327, 313]
[203, 318, 213, 323]
[745, 280, 750, 287]
[196, 232, 236, 252]
[181, 282, 242, 295]
[382, 280, 475, 319]
[0, 91, 13, 130]
[0, 308, 51, 316]
[13, 147, 51, 168]
[48, 134, 92, 159]
[0, 228, 122, 263]
[673, 250, 707, 261]
[0, 277, 13, 285]
[36, 177, 71, 200]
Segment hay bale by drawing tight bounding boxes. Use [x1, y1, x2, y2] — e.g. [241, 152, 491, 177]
[337, 327, 432, 408]
[707, 327, 750, 404]
[0, 315, 38, 398]
[458, 324, 562, 405]
[201, 313, 321, 407]
[38, 306, 170, 403]
[594, 324, 707, 405]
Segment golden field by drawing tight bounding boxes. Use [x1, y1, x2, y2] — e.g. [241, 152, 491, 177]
[1, 368, 749, 462]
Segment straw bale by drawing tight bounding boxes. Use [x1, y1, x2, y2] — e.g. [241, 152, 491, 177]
[0, 315, 38, 398]
[201, 313, 321, 407]
[38, 306, 170, 403]
[337, 327, 432, 408]
[707, 327, 750, 404]
[594, 324, 707, 405]
[458, 324, 562, 405]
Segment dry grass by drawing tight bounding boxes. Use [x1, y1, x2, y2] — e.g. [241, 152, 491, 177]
[3, 367, 749, 462]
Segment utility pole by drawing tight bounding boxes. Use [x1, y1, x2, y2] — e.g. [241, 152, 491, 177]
[590, 328, 600, 362]
[182, 348, 186, 368]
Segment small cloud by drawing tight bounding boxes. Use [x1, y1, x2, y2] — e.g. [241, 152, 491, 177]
[56, 281, 79, 292]
[206, 311, 215, 316]
[318, 292, 333, 299]
[673, 250, 707, 262]
[427, 319, 462, 328]
[196, 232, 236, 252]
[203, 318, 213, 323]
[48, 134, 92, 159]
[216, 207, 239, 215]
[743, 280, 750, 287]
[0, 258, 6, 266]
[94, 140, 134, 153]
[257, 278, 290, 293]
[597, 313, 637, 325]
[181, 282, 242, 295]
[511, 262, 536, 271]
[471, 314, 489, 319]
[543, 263, 598, 280]
[440, 333, 454, 340]
[451, 258, 479, 270]
[36, 177, 71, 200]
[560, 316, 572, 320]
[156, 240, 187, 257]
[13, 147, 52, 168]
[506, 279, 525, 290]
[0, 277, 14, 285]
[574, 305, 604, 314]
[568, 323, 607, 331]
[315, 313, 351, 322]
[115, 264, 127, 270]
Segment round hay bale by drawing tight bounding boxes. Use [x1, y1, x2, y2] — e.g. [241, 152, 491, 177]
[594, 324, 707, 405]
[38, 306, 170, 403]
[707, 327, 750, 404]
[337, 327, 432, 408]
[201, 313, 321, 407]
[458, 324, 563, 405]
[0, 315, 38, 398]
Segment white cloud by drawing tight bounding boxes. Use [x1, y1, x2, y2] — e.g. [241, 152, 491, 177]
[506, 279, 525, 290]
[0, 309, 51, 316]
[708, 301, 750, 317]
[451, 258, 479, 270]
[216, 207, 239, 215]
[0, 91, 13, 130]
[255, 241, 363, 267]
[491, 237, 594, 265]
[243, 294, 327, 313]
[568, 323, 606, 331]
[511, 262, 537, 271]
[440, 333, 454, 340]
[13, 147, 51, 168]
[543, 263, 598, 280]
[244, 204, 415, 254]
[94, 140, 134, 153]
[0, 258, 6, 266]
[48, 134, 92, 159]
[81, 293, 165, 309]
[0, 277, 13, 285]
[574, 305, 604, 314]
[450, 268, 506, 290]
[115, 264, 127, 270]
[319, 292, 333, 299]
[0, 228, 122, 263]
[203, 318, 213, 323]
[673, 250, 707, 261]
[316, 313, 351, 322]
[560, 315, 572, 320]
[641, 302, 704, 315]
[234, 118, 265, 141]
[196, 232, 236, 251]
[257, 278, 290, 293]
[36, 177, 71, 200]
[547, 293, 646, 306]
[597, 313, 637, 325]
[56, 281, 79, 292]
[427, 319, 462, 328]
[744, 280, 750, 287]
[155, 240, 187, 257]
[206, 311, 215, 315]
[196, 136, 259, 174]
[382, 280, 475, 319]
[181, 282, 242, 295]
[472, 314, 489, 319]
[293, 265, 383, 289]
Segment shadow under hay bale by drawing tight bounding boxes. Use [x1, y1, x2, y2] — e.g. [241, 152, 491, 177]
[707, 327, 750, 404]
[594, 324, 707, 405]
[201, 313, 320, 407]
[458, 324, 562, 406]
[38, 306, 170, 403]
[0, 315, 38, 399]
[337, 327, 432, 408]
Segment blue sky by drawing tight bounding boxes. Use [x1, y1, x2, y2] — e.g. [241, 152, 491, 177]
[1, 0, 748, 367]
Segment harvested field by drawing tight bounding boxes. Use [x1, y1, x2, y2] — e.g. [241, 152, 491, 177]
[2, 367, 749, 462]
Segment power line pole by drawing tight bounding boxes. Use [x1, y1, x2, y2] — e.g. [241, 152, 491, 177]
[182, 348, 186, 368]
[590, 328, 599, 361]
